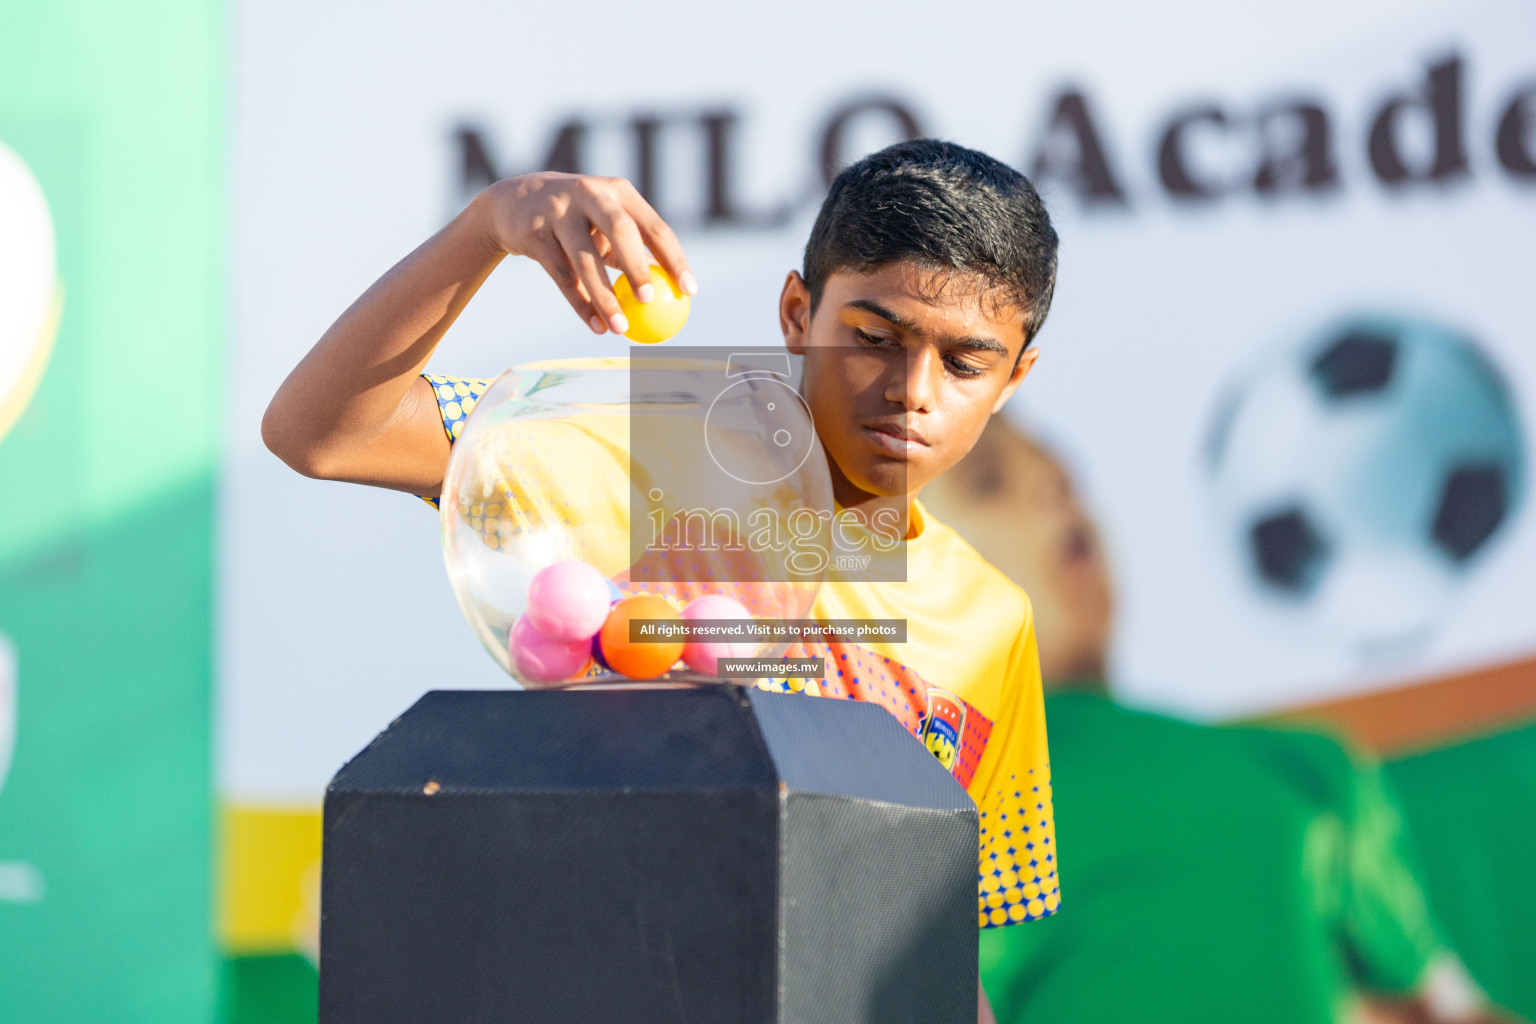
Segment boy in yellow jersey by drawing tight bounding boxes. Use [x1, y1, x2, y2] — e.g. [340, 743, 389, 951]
[264, 140, 1060, 1022]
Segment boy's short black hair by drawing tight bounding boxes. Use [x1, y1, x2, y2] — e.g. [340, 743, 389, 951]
[803, 139, 1059, 348]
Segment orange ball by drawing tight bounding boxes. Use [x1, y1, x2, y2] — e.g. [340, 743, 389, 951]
[599, 595, 684, 679]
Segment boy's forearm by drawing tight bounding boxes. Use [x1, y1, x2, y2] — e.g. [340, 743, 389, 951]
[263, 173, 693, 493]
[261, 189, 505, 491]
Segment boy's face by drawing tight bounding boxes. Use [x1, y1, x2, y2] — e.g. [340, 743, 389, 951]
[779, 262, 1039, 507]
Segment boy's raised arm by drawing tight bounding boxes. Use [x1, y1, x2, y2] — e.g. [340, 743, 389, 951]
[261, 172, 695, 495]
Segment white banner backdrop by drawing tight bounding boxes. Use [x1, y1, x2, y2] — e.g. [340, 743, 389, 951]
[223, 0, 1536, 802]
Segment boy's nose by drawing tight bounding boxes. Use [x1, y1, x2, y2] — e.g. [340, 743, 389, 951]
[887, 346, 940, 413]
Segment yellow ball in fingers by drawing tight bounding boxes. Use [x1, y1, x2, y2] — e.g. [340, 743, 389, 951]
[613, 265, 690, 345]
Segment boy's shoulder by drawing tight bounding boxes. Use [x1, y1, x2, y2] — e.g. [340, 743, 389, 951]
[916, 500, 1034, 637]
[874, 501, 1037, 713]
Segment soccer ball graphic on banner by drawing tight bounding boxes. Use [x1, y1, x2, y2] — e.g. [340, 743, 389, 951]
[441, 355, 831, 687]
[1206, 314, 1525, 650]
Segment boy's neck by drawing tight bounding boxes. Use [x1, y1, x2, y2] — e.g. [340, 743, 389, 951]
[828, 462, 919, 539]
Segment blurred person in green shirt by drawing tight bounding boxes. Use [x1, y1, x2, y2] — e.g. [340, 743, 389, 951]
[922, 415, 1523, 1024]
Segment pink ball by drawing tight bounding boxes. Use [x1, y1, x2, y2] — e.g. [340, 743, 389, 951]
[525, 560, 613, 641]
[508, 615, 592, 684]
[681, 594, 756, 676]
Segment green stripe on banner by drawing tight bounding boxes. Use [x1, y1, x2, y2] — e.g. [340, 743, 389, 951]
[0, 1, 223, 1021]
[218, 956, 319, 1024]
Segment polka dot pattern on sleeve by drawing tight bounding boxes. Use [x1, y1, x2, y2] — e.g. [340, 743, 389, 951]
[976, 765, 1060, 928]
[417, 374, 493, 509]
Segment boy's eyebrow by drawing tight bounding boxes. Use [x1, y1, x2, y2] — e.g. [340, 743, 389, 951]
[844, 299, 1012, 357]
[845, 299, 915, 330]
[948, 335, 1011, 357]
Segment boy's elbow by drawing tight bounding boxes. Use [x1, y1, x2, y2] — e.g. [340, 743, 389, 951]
[262, 401, 335, 479]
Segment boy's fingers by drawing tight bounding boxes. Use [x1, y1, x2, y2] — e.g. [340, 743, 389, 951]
[556, 222, 628, 335]
[591, 232, 632, 272]
[607, 222, 659, 302]
[581, 197, 656, 302]
[528, 239, 605, 334]
[588, 229, 627, 271]
[590, 230, 619, 267]
[619, 183, 697, 295]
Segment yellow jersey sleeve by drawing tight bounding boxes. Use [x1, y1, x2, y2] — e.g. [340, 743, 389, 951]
[971, 611, 1060, 928]
[420, 374, 495, 508]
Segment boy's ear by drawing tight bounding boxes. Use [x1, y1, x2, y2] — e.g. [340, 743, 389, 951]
[780, 271, 811, 354]
[992, 347, 1041, 414]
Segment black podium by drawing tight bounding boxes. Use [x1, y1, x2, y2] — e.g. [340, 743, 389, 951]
[320, 686, 978, 1023]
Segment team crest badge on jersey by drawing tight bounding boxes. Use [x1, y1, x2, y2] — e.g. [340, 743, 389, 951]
[918, 689, 966, 773]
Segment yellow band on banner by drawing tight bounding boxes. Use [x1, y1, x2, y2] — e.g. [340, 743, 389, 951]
[219, 805, 322, 957]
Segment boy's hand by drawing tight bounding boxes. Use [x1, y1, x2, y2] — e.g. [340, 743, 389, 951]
[478, 173, 698, 336]
[264, 171, 697, 495]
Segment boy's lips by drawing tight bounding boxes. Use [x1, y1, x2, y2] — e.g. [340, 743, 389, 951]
[863, 422, 930, 456]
